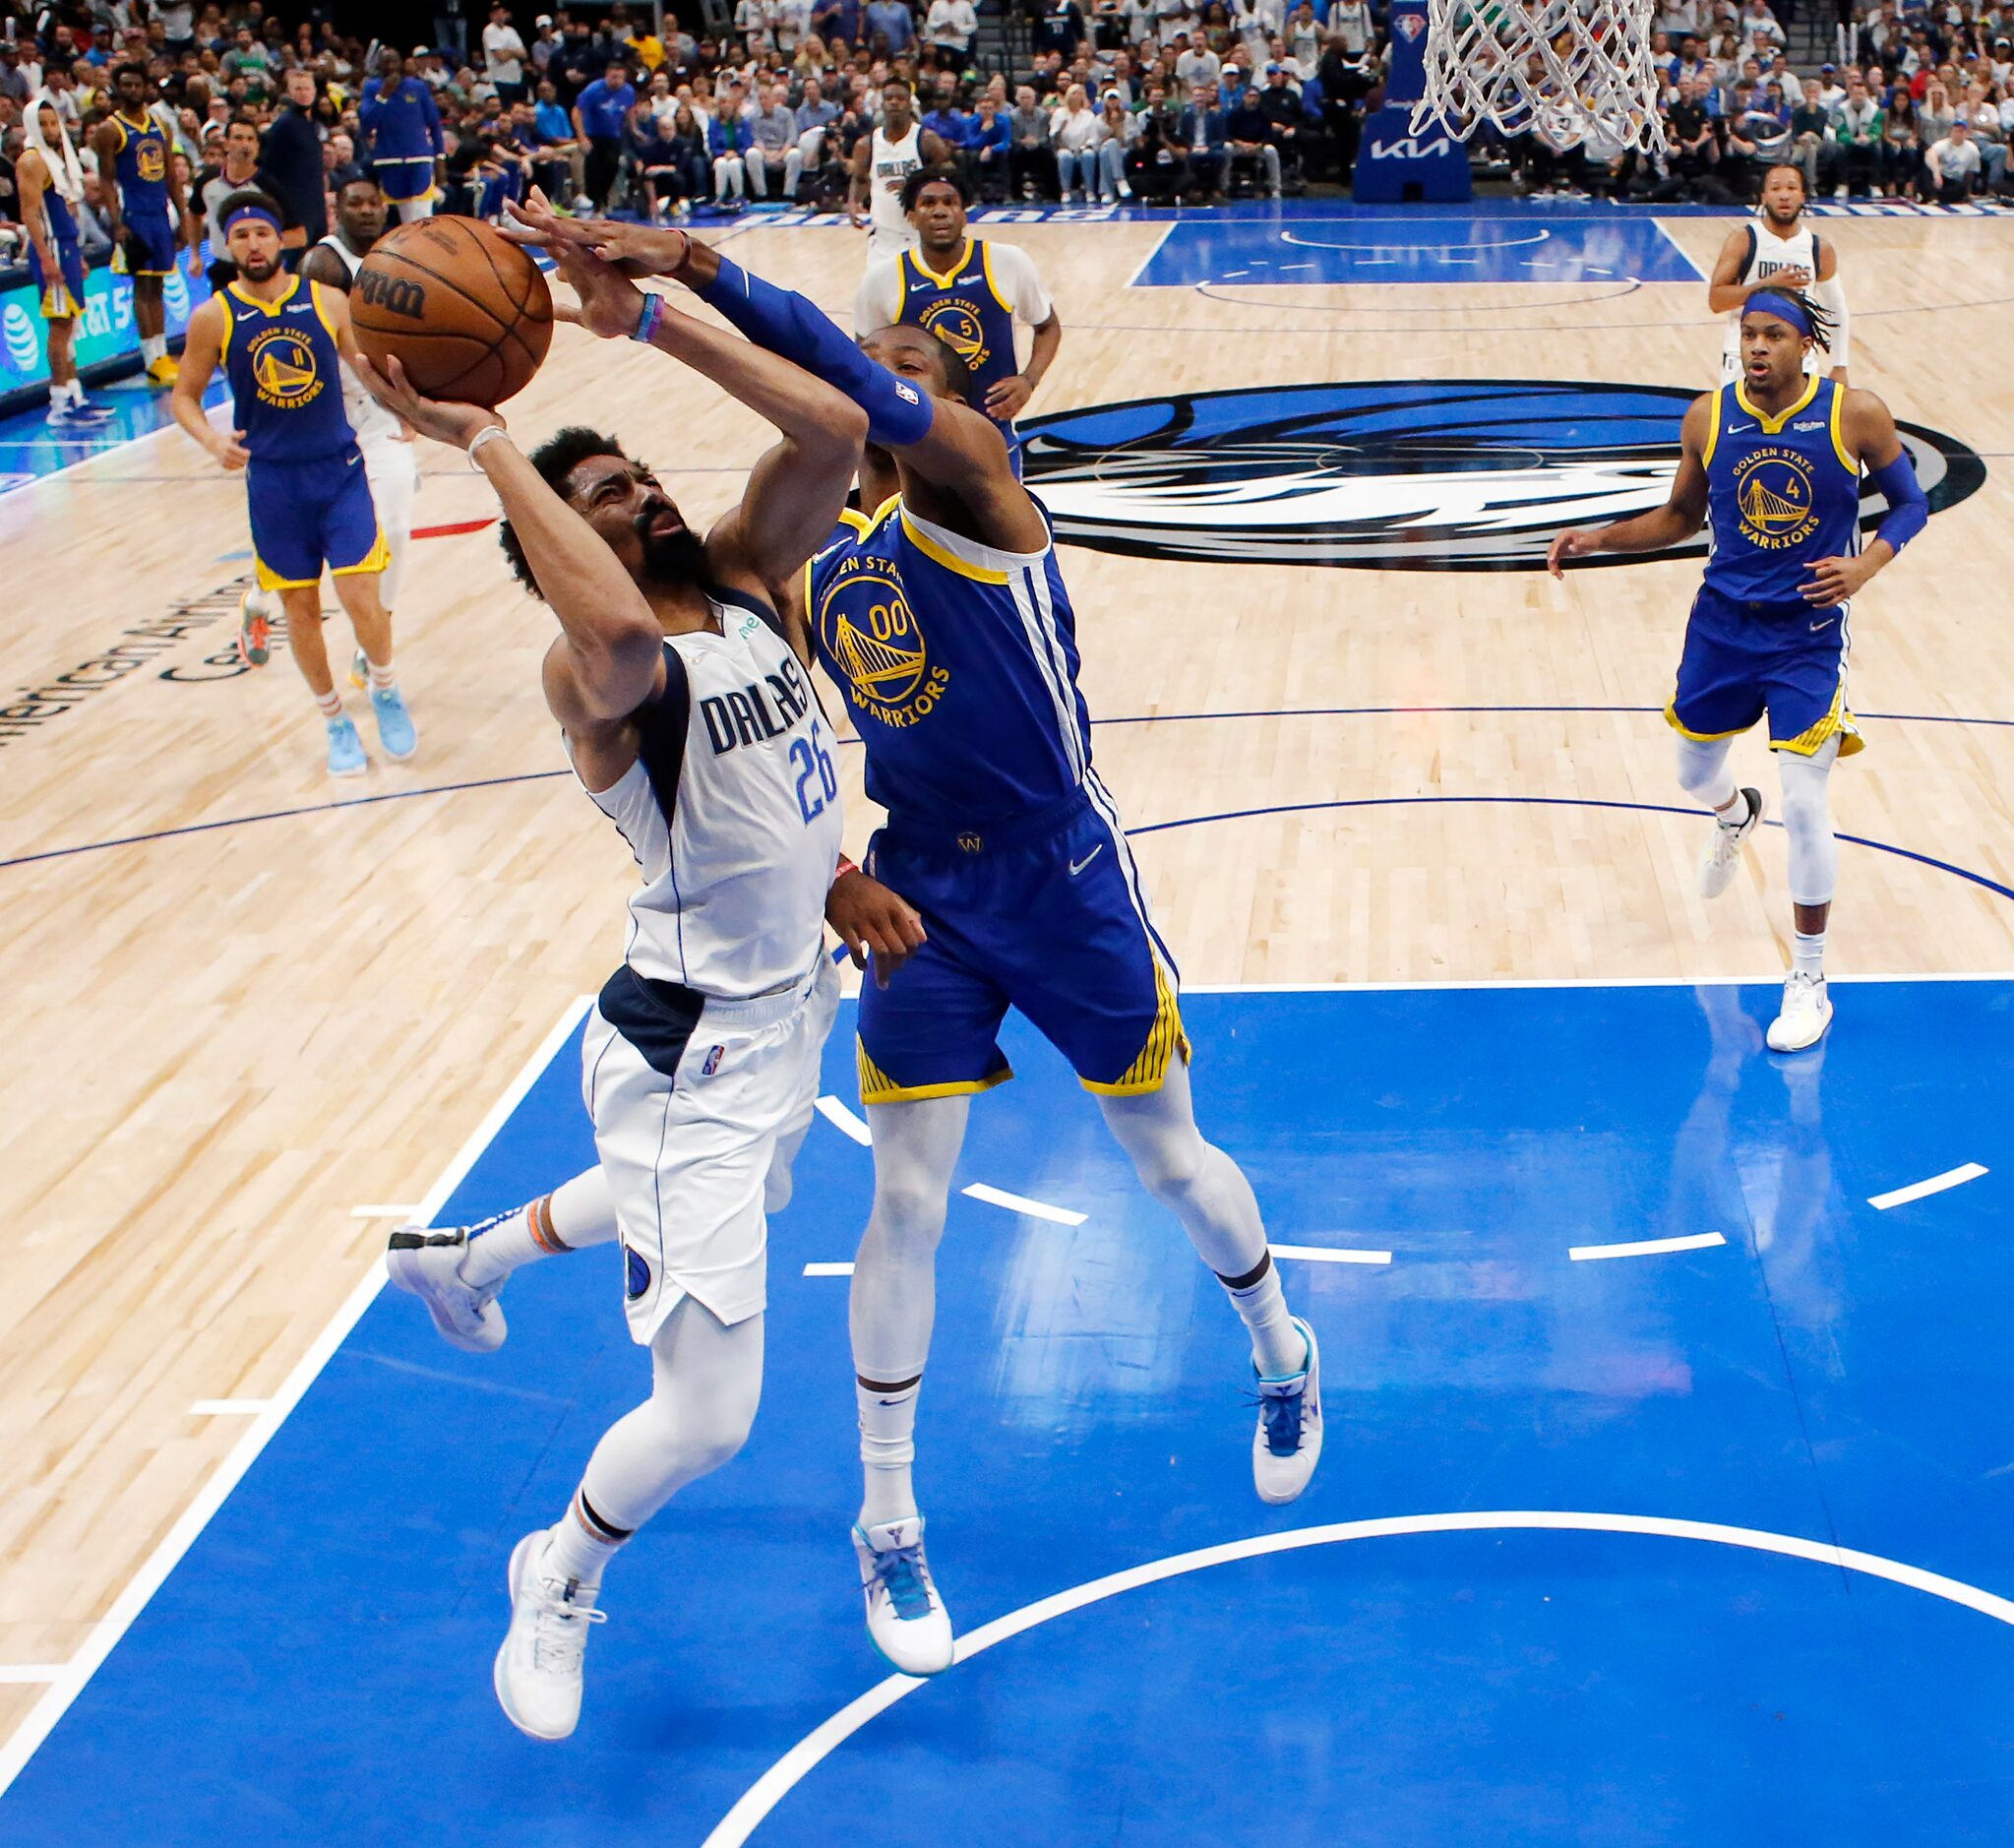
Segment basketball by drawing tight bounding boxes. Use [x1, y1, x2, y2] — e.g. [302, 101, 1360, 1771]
[350, 216, 552, 407]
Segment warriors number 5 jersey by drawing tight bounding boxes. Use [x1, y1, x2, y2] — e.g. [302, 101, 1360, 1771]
[219, 277, 358, 462]
[573, 596, 842, 1001]
[1701, 376, 1860, 607]
[808, 497, 1090, 829]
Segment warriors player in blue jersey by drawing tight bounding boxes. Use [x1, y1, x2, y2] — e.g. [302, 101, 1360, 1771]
[507, 197, 1323, 1679]
[171, 192, 416, 777]
[94, 63, 196, 389]
[852, 167, 1062, 467]
[1551, 290, 1929, 1052]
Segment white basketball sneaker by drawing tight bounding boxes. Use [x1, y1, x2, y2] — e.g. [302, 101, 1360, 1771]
[1700, 787, 1763, 898]
[493, 1529, 607, 1742]
[853, 1515, 954, 1676]
[385, 1223, 506, 1352]
[1767, 969, 1833, 1053]
[1252, 1318, 1323, 1506]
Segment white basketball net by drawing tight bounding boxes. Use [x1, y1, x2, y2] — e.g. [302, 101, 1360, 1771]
[1410, 0, 1668, 154]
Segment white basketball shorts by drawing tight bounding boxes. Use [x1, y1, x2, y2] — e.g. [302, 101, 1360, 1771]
[359, 433, 419, 611]
[580, 954, 839, 1341]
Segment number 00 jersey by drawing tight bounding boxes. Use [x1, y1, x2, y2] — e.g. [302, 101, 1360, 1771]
[1701, 375, 1860, 607]
[571, 594, 843, 1001]
[806, 496, 1091, 830]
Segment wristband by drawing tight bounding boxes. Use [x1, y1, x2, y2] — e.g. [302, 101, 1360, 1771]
[633, 289, 665, 343]
[832, 854, 859, 887]
[466, 423, 512, 464]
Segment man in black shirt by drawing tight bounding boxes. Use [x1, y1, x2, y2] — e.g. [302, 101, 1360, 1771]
[1256, 63, 1308, 188]
[261, 65, 328, 251]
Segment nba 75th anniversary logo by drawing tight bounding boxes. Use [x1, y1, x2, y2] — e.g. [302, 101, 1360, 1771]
[1017, 380, 1983, 572]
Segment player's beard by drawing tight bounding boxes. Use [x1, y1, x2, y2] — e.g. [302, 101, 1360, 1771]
[637, 514, 709, 590]
[238, 251, 282, 281]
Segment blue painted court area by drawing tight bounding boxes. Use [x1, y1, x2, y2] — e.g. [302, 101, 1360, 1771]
[1134, 214, 1704, 287]
[0, 373, 228, 493]
[5, 980, 2014, 1845]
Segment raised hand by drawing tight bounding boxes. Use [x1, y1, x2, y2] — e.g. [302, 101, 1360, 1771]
[500, 190, 692, 280]
[550, 241, 648, 342]
[353, 350, 504, 453]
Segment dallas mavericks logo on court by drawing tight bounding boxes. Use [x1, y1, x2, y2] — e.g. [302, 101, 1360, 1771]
[1018, 382, 1984, 572]
[2, 303, 39, 374]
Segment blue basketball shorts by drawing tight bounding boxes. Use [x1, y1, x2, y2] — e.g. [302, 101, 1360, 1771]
[247, 448, 389, 591]
[857, 783, 1189, 1104]
[28, 233, 85, 319]
[123, 210, 178, 277]
[1667, 583, 1863, 759]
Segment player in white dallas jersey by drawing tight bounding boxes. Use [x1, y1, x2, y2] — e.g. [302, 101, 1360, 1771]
[1708, 162, 1851, 383]
[849, 79, 952, 264]
[367, 237, 922, 1743]
[297, 177, 422, 690]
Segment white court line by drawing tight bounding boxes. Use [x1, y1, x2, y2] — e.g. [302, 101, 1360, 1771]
[960, 1183, 1087, 1226]
[701, 1508, 2014, 1847]
[1270, 1242, 1392, 1265]
[0, 993, 596, 1801]
[1868, 1162, 1988, 1210]
[188, 1399, 269, 1416]
[1120, 220, 1179, 289]
[349, 1203, 421, 1219]
[815, 1095, 873, 1146]
[1570, 1231, 1727, 1263]
[0, 1669, 63, 1686]
[803, 1263, 855, 1278]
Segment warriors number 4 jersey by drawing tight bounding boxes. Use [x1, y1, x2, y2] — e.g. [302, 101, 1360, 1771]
[1701, 376, 1860, 607]
[807, 497, 1090, 828]
[220, 277, 358, 462]
[573, 596, 843, 1001]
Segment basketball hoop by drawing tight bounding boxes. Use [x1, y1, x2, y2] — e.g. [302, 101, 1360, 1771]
[1411, 0, 1668, 155]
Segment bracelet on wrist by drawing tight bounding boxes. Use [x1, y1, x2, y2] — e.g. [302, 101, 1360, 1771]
[466, 423, 512, 463]
[832, 855, 859, 887]
[633, 290, 666, 343]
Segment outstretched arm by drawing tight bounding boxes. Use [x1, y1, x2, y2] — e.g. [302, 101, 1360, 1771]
[551, 240, 867, 625]
[1548, 394, 1714, 577]
[355, 350, 665, 727]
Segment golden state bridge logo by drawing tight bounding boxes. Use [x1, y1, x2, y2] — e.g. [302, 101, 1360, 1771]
[917, 298, 989, 373]
[817, 552, 949, 726]
[136, 138, 166, 182]
[1733, 446, 1819, 550]
[247, 327, 324, 410]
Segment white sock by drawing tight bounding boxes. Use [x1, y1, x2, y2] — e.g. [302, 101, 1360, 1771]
[367, 660, 397, 692]
[458, 1170, 618, 1289]
[1717, 788, 1754, 829]
[67, 377, 87, 405]
[313, 688, 343, 719]
[141, 334, 166, 363]
[1793, 928, 1825, 978]
[49, 384, 65, 412]
[856, 1374, 921, 1526]
[540, 1489, 629, 1597]
[1219, 1251, 1304, 1377]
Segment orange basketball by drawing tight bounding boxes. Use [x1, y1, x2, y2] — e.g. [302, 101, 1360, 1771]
[350, 216, 552, 407]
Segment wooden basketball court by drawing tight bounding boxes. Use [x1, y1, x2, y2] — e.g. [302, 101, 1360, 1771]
[2, 203, 2010, 1779]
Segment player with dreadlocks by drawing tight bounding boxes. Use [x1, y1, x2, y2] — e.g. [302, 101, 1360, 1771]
[1550, 288, 1929, 1052]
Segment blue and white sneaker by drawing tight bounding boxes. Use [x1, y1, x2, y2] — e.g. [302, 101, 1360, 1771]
[1252, 1317, 1322, 1506]
[853, 1515, 954, 1676]
[326, 713, 367, 778]
[386, 1219, 507, 1352]
[369, 683, 417, 761]
[48, 398, 114, 426]
[494, 1528, 606, 1742]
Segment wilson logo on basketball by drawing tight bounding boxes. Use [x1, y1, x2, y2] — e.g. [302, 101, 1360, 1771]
[356, 270, 427, 320]
[1017, 381, 1985, 572]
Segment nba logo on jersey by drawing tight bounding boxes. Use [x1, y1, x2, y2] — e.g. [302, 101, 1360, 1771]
[895, 381, 920, 406]
[701, 1045, 725, 1078]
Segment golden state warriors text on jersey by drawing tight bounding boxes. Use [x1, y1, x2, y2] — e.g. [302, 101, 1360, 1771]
[221, 279, 357, 462]
[1703, 377, 1859, 604]
[814, 544, 950, 730]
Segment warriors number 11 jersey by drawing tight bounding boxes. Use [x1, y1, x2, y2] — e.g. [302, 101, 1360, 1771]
[1701, 375, 1861, 608]
[806, 497, 1090, 829]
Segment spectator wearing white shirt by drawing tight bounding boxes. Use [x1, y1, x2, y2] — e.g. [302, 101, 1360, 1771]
[1157, 0, 1200, 48]
[1926, 117, 1983, 196]
[1956, 81, 2008, 187]
[771, 0, 814, 52]
[1093, 88, 1138, 198]
[1051, 82, 1102, 197]
[1175, 35, 1223, 92]
[1285, 3, 1321, 81]
[1327, 0, 1372, 54]
[483, 4, 529, 102]
[926, 0, 980, 61]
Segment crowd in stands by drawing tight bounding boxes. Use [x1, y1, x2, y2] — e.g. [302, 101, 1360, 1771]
[0, 0, 2008, 280]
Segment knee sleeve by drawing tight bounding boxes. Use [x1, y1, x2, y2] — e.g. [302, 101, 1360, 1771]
[1778, 745, 1839, 907]
[1675, 734, 1738, 808]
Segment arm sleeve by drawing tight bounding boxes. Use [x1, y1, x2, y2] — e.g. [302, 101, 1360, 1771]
[694, 253, 939, 446]
[1867, 447, 1927, 554]
[1808, 267, 1849, 369]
